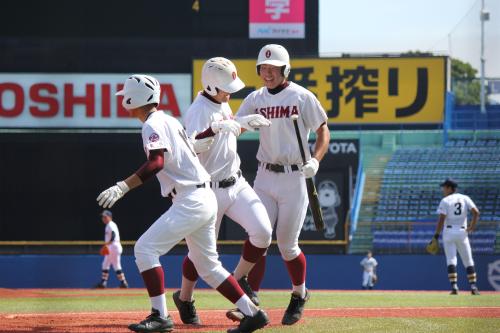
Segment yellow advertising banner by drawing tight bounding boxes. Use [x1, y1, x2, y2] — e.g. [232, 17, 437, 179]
[192, 57, 447, 124]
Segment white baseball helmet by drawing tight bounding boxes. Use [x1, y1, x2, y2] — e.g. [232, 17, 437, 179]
[256, 44, 291, 77]
[201, 57, 245, 96]
[116, 74, 161, 110]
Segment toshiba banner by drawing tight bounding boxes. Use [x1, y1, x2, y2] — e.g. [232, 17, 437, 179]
[0, 74, 190, 128]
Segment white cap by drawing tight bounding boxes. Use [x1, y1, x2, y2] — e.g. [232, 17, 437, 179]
[201, 57, 245, 96]
[256, 44, 291, 77]
[115, 74, 161, 110]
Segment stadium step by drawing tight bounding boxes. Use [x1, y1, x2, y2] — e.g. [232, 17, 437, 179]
[349, 150, 392, 254]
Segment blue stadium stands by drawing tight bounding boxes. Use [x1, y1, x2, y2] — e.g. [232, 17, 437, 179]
[373, 139, 500, 254]
[451, 105, 500, 130]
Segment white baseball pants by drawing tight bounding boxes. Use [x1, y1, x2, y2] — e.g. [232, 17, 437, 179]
[253, 166, 309, 261]
[102, 243, 123, 271]
[443, 226, 474, 267]
[134, 187, 230, 288]
[213, 177, 272, 249]
[362, 271, 374, 288]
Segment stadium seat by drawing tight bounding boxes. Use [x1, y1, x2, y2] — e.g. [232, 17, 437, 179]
[373, 140, 500, 253]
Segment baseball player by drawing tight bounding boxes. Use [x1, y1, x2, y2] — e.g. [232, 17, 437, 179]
[94, 210, 128, 289]
[233, 44, 330, 325]
[360, 251, 377, 290]
[96, 74, 269, 333]
[433, 178, 480, 295]
[173, 58, 273, 325]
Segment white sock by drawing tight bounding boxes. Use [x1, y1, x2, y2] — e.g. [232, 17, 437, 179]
[150, 294, 168, 318]
[235, 295, 259, 316]
[292, 283, 306, 298]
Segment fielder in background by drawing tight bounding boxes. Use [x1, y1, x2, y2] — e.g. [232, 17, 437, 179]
[94, 210, 128, 289]
[432, 178, 480, 295]
[96, 74, 269, 333]
[235, 44, 330, 325]
[360, 251, 377, 290]
[175, 57, 273, 325]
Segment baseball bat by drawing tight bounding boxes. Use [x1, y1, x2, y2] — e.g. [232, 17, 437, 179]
[291, 114, 325, 232]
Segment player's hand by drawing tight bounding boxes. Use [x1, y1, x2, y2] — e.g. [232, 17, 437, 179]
[211, 120, 241, 137]
[426, 236, 439, 255]
[96, 181, 129, 208]
[190, 131, 214, 154]
[466, 226, 475, 233]
[236, 114, 271, 132]
[100, 245, 110, 256]
[301, 158, 319, 178]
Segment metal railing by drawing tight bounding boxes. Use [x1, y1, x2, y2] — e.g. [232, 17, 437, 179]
[349, 154, 365, 239]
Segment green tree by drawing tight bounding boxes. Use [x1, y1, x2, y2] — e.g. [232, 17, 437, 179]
[451, 58, 480, 105]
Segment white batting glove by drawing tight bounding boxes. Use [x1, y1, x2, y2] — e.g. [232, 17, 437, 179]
[301, 158, 319, 178]
[96, 181, 129, 208]
[189, 131, 215, 154]
[211, 119, 241, 137]
[236, 114, 271, 132]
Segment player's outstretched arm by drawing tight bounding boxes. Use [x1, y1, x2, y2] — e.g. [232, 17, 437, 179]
[96, 181, 130, 209]
[211, 119, 241, 137]
[236, 114, 271, 132]
[467, 207, 480, 233]
[96, 150, 165, 208]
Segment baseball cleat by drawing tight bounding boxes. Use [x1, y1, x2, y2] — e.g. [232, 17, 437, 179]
[450, 289, 458, 295]
[471, 288, 480, 295]
[94, 282, 106, 289]
[281, 289, 310, 325]
[128, 308, 173, 332]
[238, 276, 260, 306]
[172, 290, 201, 325]
[120, 281, 129, 289]
[227, 309, 269, 333]
[226, 308, 245, 322]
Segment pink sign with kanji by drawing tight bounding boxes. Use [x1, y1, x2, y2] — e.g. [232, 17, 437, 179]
[249, 0, 305, 39]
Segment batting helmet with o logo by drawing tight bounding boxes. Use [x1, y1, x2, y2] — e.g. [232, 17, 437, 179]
[256, 44, 291, 77]
[201, 57, 245, 96]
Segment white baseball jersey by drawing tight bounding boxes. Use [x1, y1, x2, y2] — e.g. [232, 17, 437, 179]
[105, 221, 120, 245]
[237, 82, 328, 165]
[360, 257, 378, 273]
[437, 193, 477, 228]
[142, 111, 210, 197]
[184, 93, 240, 182]
[103, 221, 122, 270]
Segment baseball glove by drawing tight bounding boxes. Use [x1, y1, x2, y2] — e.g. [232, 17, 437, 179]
[372, 274, 378, 284]
[100, 245, 110, 256]
[426, 236, 439, 255]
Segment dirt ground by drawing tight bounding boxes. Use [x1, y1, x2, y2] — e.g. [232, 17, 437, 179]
[2, 307, 500, 333]
[1, 289, 499, 333]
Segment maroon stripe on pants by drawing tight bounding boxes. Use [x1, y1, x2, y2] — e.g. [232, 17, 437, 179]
[284, 252, 306, 286]
[216, 276, 245, 304]
[248, 255, 266, 292]
[182, 256, 199, 282]
[242, 239, 268, 263]
[141, 267, 165, 297]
